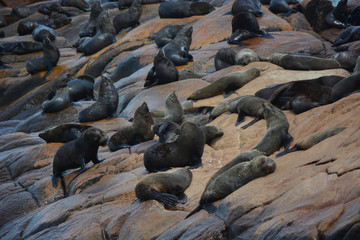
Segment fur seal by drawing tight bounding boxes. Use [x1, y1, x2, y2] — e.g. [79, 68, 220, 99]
[52, 127, 103, 195]
[188, 68, 261, 100]
[200, 125, 224, 145]
[113, 0, 142, 34]
[276, 126, 347, 157]
[269, 53, 341, 70]
[118, 0, 165, 9]
[333, 26, 360, 47]
[269, 0, 298, 17]
[158, 1, 215, 18]
[17, 18, 55, 36]
[214, 48, 237, 71]
[154, 91, 184, 125]
[78, 75, 119, 122]
[144, 49, 179, 88]
[252, 102, 293, 156]
[77, 10, 116, 56]
[231, 0, 263, 16]
[49, 12, 72, 29]
[32, 24, 56, 42]
[11, 6, 33, 19]
[155, 24, 183, 48]
[61, 0, 91, 11]
[228, 12, 273, 46]
[26, 37, 60, 79]
[42, 86, 71, 113]
[354, 56, 360, 74]
[185, 154, 276, 218]
[108, 102, 154, 151]
[236, 48, 260, 66]
[144, 121, 205, 172]
[135, 168, 192, 207]
[348, 6, 360, 26]
[210, 96, 244, 119]
[39, 123, 108, 146]
[79, 0, 103, 38]
[163, 26, 193, 66]
[331, 72, 360, 101]
[67, 75, 95, 102]
[38, 2, 64, 15]
[153, 120, 181, 143]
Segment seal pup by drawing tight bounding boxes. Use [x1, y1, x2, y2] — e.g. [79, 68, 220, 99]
[52, 127, 103, 195]
[26, 37, 60, 80]
[163, 26, 193, 66]
[269, 0, 298, 17]
[79, 0, 103, 38]
[188, 68, 261, 100]
[32, 25, 56, 42]
[200, 125, 224, 145]
[236, 48, 260, 66]
[154, 91, 184, 125]
[113, 0, 142, 34]
[214, 48, 237, 71]
[276, 126, 347, 157]
[135, 168, 193, 207]
[158, 1, 215, 18]
[228, 12, 273, 46]
[252, 102, 293, 156]
[78, 75, 119, 122]
[144, 49, 179, 88]
[108, 102, 154, 151]
[231, 0, 263, 16]
[67, 75, 95, 102]
[155, 24, 183, 48]
[143, 121, 205, 172]
[333, 26, 360, 47]
[185, 155, 276, 218]
[42, 86, 71, 113]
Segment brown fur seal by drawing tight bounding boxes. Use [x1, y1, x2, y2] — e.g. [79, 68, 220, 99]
[229, 12, 273, 46]
[78, 75, 119, 122]
[188, 68, 260, 100]
[269, 53, 341, 70]
[214, 48, 237, 71]
[32, 24, 56, 42]
[144, 121, 205, 172]
[38, 2, 64, 15]
[79, 0, 103, 38]
[158, 1, 215, 18]
[108, 102, 154, 151]
[231, 0, 263, 16]
[52, 127, 103, 195]
[113, 0, 142, 34]
[155, 24, 183, 48]
[276, 126, 347, 157]
[163, 26, 193, 66]
[252, 102, 293, 156]
[331, 72, 360, 101]
[200, 125, 224, 145]
[17, 18, 55, 36]
[236, 48, 260, 66]
[39, 123, 108, 145]
[334, 26, 360, 47]
[68, 75, 95, 102]
[135, 168, 192, 207]
[186, 154, 276, 218]
[42, 86, 71, 113]
[154, 91, 184, 125]
[269, 0, 298, 17]
[144, 49, 179, 88]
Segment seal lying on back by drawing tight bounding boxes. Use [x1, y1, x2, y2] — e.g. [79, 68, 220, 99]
[333, 26, 360, 47]
[252, 102, 293, 156]
[113, 0, 142, 34]
[188, 68, 260, 100]
[158, 1, 215, 18]
[231, 0, 263, 16]
[154, 91, 184, 125]
[144, 121, 205, 172]
[276, 126, 347, 157]
[135, 168, 192, 207]
[52, 127, 103, 195]
[79, 0, 103, 38]
[186, 154, 276, 218]
[155, 24, 183, 48]
[108, 102, 154, 151]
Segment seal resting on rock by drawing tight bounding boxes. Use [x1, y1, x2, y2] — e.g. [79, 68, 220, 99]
[135, 168, 193, 207]
[214, 48, 237, 71]
[113, 0, 142, 34]
[231, 0, 263, 16]
[155, 24, 183, 48]
[61, 0, 91, 11]
[42, 86, 71, 113]
[158, 1, 215, 18]
[333, 26, 360, 47]
[331, 72, 360, 101]
[67, 75, 95, 102]
[32, 25, 56, 42]
[269, 0, 298, 17]
[79, 0, 103, 38]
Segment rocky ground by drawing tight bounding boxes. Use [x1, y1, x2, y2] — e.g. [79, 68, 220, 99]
[0, 0, 360, 239]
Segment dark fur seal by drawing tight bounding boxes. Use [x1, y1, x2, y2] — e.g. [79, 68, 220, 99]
[61, 0, 91, 11]
[49, 12, 72, 29]
[269, 0, 298, 17]
[186, 154, 276, 218]
[155, 24, 183, 48]
[119, 0, 165, 9]
[38, 2, 64, 15]
[210, 96, 244, 119]
[163, 26, 193, 66]
[39, 123, 108, 146]
[26, 37, 60, 79]
[153, 120, 181, 143]
[348, 6, 360, 26]
[17, 18, 55, 36]
[42, 86, 71, 113]
[236, 48, 260, 66]
[113, 0, 142, 34]
[79, 0, 103, 38]
[214, 48, 237, 71]
[32, 25, 56, 42]
[252, 102, 293, 156]
[108, 102, 154, 151]
[231, 0, 263, 16]
[333, 26, 360, 47]
[52, 127, 103, 195]
[144, 49, 179, 88]
[331, 72, 360, 101]
[188, 68, 261, 100]
[135, 168, 192, 207]
[144, 121, 205, 172]
[11, 6, 33, 19]
[228, 12, 273, 46]
[78, 76, 119, 122]
[68, 75, 95, 102]
[154, 91, 184, 125]
[276, 126, 347, 157]
[158, 1, 215, 18]
[200, 125, 224, 145]
[77, 10, 116, 56]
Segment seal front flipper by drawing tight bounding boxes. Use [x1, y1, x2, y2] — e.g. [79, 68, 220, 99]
[276, 146, 297, 158]
[281, 131, 293, 151]
[235, 113, 245, 127]
[241, 116, 261, 129]
[52, 174, 59, 188]
[223, 87, 234, 98]
[152, 192, 179, 207]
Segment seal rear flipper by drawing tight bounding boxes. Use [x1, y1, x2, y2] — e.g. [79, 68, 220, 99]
[235, 113, 245, 127]
[241, 117, 261, 129]
[228, 38, 249, 46]
[185, 205, 203, 219]
[276, 146, 298, 158]
[203, 203, 217, 214]
[42, 67, 54, 80]
[223, 87, 235, 98]
[259, 30, 274, 39]
[281, 131, 293, 151]
[222, 10, 232, 16]
[153, 192, 179, 207]
[52, 174, 59, 188]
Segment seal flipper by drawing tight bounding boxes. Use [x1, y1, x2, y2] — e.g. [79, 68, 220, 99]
[241, 116, 261, 129]
[281, 131, 293, 151]
[52, 174, 59, 188]
[42, 67, 54, 80]
[223, 88, 234, 98]
[177, 192, 188, 204]
[280, 9, 296, 18]
[185, 205, 203, 219]
[235, 113, 245, 127]
[152, 192, 179, 207]
[203, 203, 217, 214]
[276, 146, 298, 158]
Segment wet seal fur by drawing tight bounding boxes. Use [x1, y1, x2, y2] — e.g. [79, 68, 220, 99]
[188, 68, 261, 100]
[144, 121, 205, 172]
[154, 91, 184, 125]
[158, 1, 215, 18]
[113, 0, 142, 34]
[276, 126, 347, 157]
[67, 75, 95, 102]
[186, 153, 276, 218]
[108, 102, 154, 151]
[135, 168, 192, 207]
[79, 0, 103, 38]
[252, 102, 293, 156]
[333, 26, 360, 47]
[78, 76, 119, 122]
[144, 49, 179, 88]
[155, 24, 183, 48]
[32, 24, 56, 42]
[52, 127, 103, 195]
[163, 26, 193, 66]
[231, 0, 263, 16]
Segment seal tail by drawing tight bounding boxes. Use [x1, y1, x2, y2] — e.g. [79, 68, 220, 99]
[275, 146, 297, 158]
[185, 205, 203, 219]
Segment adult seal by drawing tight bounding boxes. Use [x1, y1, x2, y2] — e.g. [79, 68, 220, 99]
[158, 1, 215, 18]
[144, 121, 205, 172]
[67, 75, 95, 102]
[268, 0, 298, 17]
[155, 24, 183, 48]
[186, 154, 276, 218]
[108, 102, 154, 151]
[135, 168, 193, 207]
[32, 24, 56, 42]
[113, 0, 142, 34]
[330, 72, 360, 101]
[52, 127, 103, 195]
[78, 75, 119, 122]
[214, 48, 237, 71]
[79, 0, 103, 38]
[231, 0, 263, 16]
[154, 91, 184, 125]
